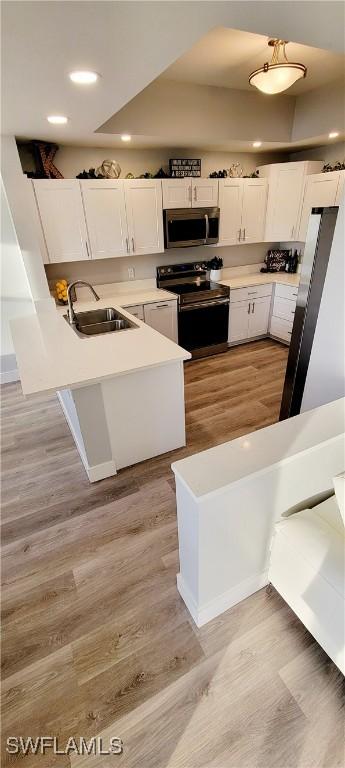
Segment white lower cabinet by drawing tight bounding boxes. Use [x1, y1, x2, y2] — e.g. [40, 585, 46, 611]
[228, 284, 272, 343]
[125, 304, 145, 322]
[269, 283, 298, 344]
[229, 300, 250, 342]
[248, 297, 271, 338]
[143, 301, 178, 342]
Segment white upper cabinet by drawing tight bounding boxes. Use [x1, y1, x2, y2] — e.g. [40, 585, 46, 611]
[162, 179, 191, 209]
[218, 179, 243, 245]
[192, 178, 218, 207]
[80, 180, 128, 259]
[33, 179, 164, 263]
[335, 170, 345, 205]
[162, 178, 218, 209]
[218, 178, 267, 246]
[297, 171, 342, 242]
[257, 161, 323, 241]
[124, 180, 164, 256]
[33, 179, 89, 263]
[240, 179, 268, 243]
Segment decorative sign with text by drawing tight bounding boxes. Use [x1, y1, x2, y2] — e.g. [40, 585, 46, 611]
[169, 159, 201, 178]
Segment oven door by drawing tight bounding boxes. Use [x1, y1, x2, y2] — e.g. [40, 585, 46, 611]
[178, 298, 229, 354]
[164, 208, 219, 248]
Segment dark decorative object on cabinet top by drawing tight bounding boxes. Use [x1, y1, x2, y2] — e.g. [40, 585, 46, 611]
[19, 140, 63, 179]
[322, 161, 345, 172]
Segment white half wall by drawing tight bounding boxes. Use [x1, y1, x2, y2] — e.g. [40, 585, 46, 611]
[301, 198, 345, 411]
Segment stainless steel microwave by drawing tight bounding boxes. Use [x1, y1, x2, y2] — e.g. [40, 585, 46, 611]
[164, 207, 220, 248]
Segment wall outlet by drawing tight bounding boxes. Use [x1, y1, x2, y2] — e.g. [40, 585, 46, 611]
[128, 267, 135, 280]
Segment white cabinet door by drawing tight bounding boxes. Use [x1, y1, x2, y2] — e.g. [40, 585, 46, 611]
[335, 170, 345, 205]
[241, 179, 268, 243]
[33, 179, 89, 263]
[162, 179, 191, 209]
[192, 179, 218, 207]
[264, 164, 306, 241]
[218, 179, 243, 246]
[297, 172, 340, 242]
[248, 296, 271, 338]
[80, 180, 128, 259]
[125, 304, 145, 321]
[229, 300, 250, 342]
[143, 301, 178, 342]
[125, 180, 164, 256]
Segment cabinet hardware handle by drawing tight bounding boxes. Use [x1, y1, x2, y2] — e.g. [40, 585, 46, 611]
[243, 228, 246, 240]
[248, 302, 251, 314]
[152, 304, 168, 309]
[189, 185, 192, 202]
[252, 302, 255, 313]
[248, 291, 257, 295]
[132, 237, 135, 252]
[126, 237, 129, 253]
[194, 186, 197, 202]
[291, 225, 294, 238]
[239, 229, 242, 241]
[85, 241, 90, 258]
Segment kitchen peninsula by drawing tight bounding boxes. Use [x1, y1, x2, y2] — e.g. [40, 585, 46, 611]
[11, 298, 190, 481]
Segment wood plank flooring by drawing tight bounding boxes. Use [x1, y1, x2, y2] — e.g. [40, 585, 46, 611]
[1, 340, 344, 767]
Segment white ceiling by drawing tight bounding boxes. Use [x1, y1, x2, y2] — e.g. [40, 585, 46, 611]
[1, 2, 345, 148]
[161, 27, 345, 95]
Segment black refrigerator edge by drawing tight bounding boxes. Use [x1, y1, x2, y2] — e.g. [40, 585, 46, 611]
[280, 206, 339, 421]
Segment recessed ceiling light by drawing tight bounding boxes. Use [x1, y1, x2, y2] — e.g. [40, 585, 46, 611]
[69, 70, 98, 84]
[121, 134, 131, 142]
[253, 141, 262, 148]
[328, 131, 339, 139]
[47, 115, 68, 124]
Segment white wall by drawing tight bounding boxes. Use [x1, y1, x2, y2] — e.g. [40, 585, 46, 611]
[18, 143, 285, 180]
[290, 141, 345, 165]
[1, 177, 34, 382]
[44, 243, 273, 289]
[301, 197, 345, 411]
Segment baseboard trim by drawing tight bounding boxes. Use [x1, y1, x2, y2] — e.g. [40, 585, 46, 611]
[177, 571, 269, 628]
[87, 460, 118, 483]
[0, 368, 19, 384]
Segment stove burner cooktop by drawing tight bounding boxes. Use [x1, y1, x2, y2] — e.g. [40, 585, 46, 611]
[156, 261, 230, 306]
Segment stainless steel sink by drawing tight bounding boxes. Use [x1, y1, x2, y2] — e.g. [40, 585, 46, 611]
[64, 307, 138, 337]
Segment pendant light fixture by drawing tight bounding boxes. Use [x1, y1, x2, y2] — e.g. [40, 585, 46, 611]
[249, 39, 307, 95]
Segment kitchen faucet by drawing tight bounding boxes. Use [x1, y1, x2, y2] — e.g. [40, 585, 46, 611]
[67, 281, 100, 324]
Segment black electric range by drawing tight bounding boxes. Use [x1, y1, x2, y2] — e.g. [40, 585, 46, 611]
[157, 262, 230, 358]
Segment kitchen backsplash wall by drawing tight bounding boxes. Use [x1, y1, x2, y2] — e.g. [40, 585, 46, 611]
[45, 243, 277, 288]
[18, 143, 286, 179]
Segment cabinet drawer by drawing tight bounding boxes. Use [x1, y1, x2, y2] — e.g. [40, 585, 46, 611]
[270, 315, 293, 342]
[272, 296, 296, 322]
[125, 304, 145, 321]
[275, 283, 299, 301]
[230, 283, 272, 303]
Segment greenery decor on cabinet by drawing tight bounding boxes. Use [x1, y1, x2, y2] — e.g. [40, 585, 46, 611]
[322, 161, 345, 172]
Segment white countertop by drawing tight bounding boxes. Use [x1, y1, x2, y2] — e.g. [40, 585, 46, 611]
[11, 299, 190, 396]
[53, 280, 177, 311]
[220, 272, 300, 290]
[172, 398, 345, 499]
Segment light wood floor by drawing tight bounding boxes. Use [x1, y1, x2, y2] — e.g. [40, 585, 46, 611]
[1, 340, 344, 767]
